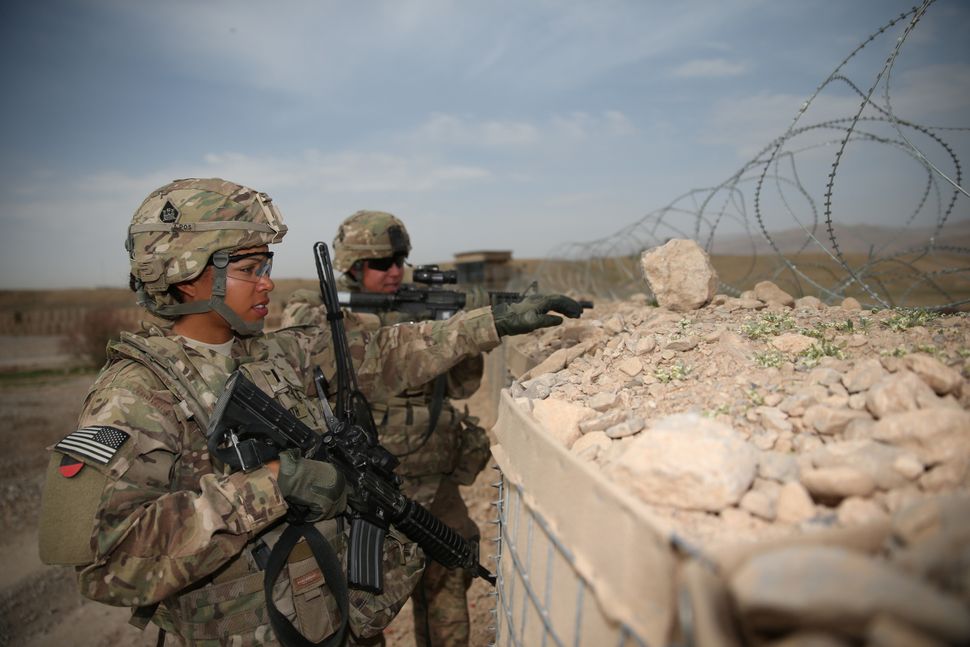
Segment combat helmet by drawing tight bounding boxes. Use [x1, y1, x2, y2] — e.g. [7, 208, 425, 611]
[126, 177, 287, 335]
[333, 210, 411, 273]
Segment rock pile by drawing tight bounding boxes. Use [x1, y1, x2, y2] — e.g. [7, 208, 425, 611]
[506, 242, 970, 645]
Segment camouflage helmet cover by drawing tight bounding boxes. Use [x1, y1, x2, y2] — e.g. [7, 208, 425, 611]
[332, 210, 411, 273]
[127, 178, 287, 301]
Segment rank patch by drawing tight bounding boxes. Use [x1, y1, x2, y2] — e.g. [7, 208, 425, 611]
[159, 200, 180, 223]
[55, 426, 129, 465]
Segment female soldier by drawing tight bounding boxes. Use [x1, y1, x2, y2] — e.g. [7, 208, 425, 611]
[38, 178, 581, 646]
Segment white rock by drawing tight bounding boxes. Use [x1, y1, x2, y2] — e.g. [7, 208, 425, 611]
[870, 408, 970, 467]
[639, 239, 719, 312]
[531, 398, 596, 449]
[904, 353, 964, 396]
[837, 497, 888, 526]
[865, 371, 942, 419]
[841, 359, 888, 393]
[759, 451, 800, 482]
[893, 454, 925, 480]
[570, 431, 612, 462]
[606, 413, 757, 512]
[740, 489, 776, 521]
[776, 481, 816, 524]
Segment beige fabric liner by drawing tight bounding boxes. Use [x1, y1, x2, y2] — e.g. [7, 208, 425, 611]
[492, 390, 676, 646]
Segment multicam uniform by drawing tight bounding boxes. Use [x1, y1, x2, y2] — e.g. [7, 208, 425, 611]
[40, 309, 500, 645]
[38, 180, 503, 647]
[281, 211, 492, 647]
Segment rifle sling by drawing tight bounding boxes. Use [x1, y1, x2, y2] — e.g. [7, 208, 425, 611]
[264, 523, 349, 647]
[395, 374, 448, 457]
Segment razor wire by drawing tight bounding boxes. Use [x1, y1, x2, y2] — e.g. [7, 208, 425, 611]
[523, 0, 969, 311]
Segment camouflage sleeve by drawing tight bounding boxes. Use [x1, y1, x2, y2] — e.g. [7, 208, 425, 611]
[446, 354, 485, 400]
[280, 288, 323, 328]
[73, 365, 288, 607]
[341, 305, 499, 403]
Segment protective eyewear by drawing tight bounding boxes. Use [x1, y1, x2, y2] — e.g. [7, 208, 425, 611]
[366, 254, 407, 272]
[225, 251, 274, 283]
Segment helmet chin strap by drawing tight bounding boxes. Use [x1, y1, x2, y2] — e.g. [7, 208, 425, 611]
[137, 251, 265, 337]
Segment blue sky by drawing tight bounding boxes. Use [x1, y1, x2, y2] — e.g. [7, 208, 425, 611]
[1, 0, 967, 289]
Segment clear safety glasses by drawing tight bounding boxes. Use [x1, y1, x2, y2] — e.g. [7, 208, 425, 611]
[225, 251, 274, 283]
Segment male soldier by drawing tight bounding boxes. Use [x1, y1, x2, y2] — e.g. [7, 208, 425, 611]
[282, 211, 501, 647]
[38, 181, 582, 646]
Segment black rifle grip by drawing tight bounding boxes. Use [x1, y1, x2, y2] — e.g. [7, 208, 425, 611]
[348, 517, 387, 593]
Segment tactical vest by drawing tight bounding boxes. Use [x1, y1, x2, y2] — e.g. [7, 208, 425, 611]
[105, 329, 350, 645]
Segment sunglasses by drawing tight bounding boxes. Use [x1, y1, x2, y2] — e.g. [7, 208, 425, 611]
[366, 254, 407, 272]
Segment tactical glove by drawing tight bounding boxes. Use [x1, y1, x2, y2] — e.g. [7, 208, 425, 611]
[276, 449, 348, 522]
[492, 294, 583, 337]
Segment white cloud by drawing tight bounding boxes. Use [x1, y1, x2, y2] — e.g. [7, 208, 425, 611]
[671, 58, 747, 78]
[403, 110, 638, 149]
[410, 114, 541, 148]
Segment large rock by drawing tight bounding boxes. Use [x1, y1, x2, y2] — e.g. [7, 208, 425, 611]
[531, 398, 596, 448]
[639, 239, 718, 311]
[607, 413, 757, 512]
[775, 481, 816, 524]
[865, 371, 942, 419]
[841, 359, 888, 394]
[904, 353, 964, 396]
[809, 440, 912, 491]
[729, 546, 970, 642]
[870, 408, 970, 467]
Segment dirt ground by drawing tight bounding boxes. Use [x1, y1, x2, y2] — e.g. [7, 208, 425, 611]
[0, 335, 499, 647]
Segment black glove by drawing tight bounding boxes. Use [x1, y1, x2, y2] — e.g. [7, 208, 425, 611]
[276, 449, 347, 522]
[492, 294, 583, 337]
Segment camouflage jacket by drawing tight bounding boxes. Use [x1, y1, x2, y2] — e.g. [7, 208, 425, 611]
[39, 312, 499, 645]
[281, 278, 489, 489]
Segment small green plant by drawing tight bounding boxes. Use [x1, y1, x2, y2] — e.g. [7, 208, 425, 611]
[754, 349, 786, 368]
[740, 312, 795, 340]
[796, 323, 828, 340]
[798, 339, 846, 367]
[880, 345, 909, 358]
[747, 389, 765, 407]
[704, 403, 731, 418]
[655, 361, 692, 383]
[883, 308, 939, 332]
[915, 344, 942, 356]
[959, 348, 970, 359]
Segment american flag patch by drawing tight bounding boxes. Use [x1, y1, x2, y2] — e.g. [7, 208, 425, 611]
[55, 426, 130, 465]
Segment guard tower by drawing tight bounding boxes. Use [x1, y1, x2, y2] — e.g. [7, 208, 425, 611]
[453, 250, 514, 289]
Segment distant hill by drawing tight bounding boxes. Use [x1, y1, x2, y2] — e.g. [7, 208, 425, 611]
[709, 220, 970, 255]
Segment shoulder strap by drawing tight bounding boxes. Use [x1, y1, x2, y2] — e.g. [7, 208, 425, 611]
[108, 332, 219, 429]
[265, 524, 349, 647]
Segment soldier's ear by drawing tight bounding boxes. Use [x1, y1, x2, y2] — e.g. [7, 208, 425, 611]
[174, 266, 213, 301]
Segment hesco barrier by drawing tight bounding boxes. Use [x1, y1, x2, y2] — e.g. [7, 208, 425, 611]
[490, 389, 677, 647]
